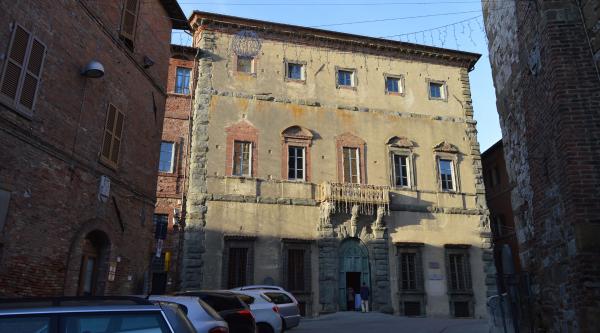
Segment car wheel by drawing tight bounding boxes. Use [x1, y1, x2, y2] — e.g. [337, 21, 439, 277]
[257, 323, 274, 333]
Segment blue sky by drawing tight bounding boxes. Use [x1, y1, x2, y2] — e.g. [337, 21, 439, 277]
[172, 0, 501, 151]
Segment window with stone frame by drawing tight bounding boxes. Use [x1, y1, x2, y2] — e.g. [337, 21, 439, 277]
[223, 237, 255, 289]
[396, 243, 425, 317]
[232, 141, 252, 176]
[343, 147, 360, 183]
[428, 80, 447, 100]
[393, 154, 410, 188]
[282, 240, 311, 293]
[281, 126, 313, 182]
[433, 141, 460, 193]
[445, 245, 472, 292]
[438, 159, 455, 191]
[336, 133, 366, 184]
[237, 56, 254, 73]
[387, 136, 415, 189]
[288, 146, 305, 181]
[226, 121, 258, 178]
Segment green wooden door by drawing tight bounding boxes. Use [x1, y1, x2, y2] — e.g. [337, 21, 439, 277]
[338, 238, 370, 310]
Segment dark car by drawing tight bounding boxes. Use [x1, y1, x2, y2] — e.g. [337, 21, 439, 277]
[176, 290, 256, 333]
[0, 296, 196, 333]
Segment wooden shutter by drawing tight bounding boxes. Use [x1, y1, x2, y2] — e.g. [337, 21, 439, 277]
[120, 0, 139, 42]
[101, 104, 125, 167]
[0, 24, 46, 113]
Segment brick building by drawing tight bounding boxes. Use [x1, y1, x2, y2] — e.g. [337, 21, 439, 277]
[181, 12, 495, 318]
[483, 0, 600, 331]
[151, 44, 196, 294]
[0, 0, 187, 296]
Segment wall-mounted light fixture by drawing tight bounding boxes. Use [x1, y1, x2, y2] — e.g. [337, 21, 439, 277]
[81, 60, 105, 78]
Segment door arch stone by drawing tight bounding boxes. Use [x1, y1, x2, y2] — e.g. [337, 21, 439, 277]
[338, 237, 370, 310]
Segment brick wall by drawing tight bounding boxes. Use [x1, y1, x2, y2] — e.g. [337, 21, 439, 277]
[0, 0, 182, 296]
[153, 45, 195, 293]
[483, 0, 600, 331]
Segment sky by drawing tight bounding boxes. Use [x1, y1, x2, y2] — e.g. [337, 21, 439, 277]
[171, 0, 501, 151]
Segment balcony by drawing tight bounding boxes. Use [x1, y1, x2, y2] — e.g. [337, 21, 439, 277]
[318, 182, 390, 214]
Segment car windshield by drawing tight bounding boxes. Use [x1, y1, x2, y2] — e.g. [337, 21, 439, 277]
[263, 292, 294, 305]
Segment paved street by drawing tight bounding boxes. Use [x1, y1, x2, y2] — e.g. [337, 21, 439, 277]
[294, 312, 489, 333]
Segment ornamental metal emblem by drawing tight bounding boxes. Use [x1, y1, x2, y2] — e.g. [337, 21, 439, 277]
[231, 30, 262, 57]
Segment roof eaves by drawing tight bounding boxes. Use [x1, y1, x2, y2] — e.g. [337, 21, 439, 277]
[160, 0, 189, 30]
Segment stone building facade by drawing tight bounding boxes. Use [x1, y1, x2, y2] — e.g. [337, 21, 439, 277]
[0, 0, 186, 296]
[152, 44, 197, 294]
[482, 0, 600, 331]
[182, 12, 494, 318]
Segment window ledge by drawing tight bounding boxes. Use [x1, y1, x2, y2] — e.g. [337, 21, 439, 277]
[235, 71, 257, 77]
[158, 171, 178, 177]
[336, 85, 357, 91]
[385, 91, 405, 96]
[0, 98, 34, 120]
[99, 157, 118, 171]
[285, 78, 306, 84]
[168, 92, 191, 97]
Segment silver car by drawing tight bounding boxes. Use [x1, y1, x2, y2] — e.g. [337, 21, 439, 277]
[149, 295, 229, 333]
[232, 286, 301, 330]
[234, 290, 282, 333]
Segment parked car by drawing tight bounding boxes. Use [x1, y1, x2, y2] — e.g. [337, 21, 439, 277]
[234, 290, 282, 333]
[232, 286, 301, 330]
[150, 295, 229, 333]
[0, 296, 195, 333]
[175, 290, 255, 333]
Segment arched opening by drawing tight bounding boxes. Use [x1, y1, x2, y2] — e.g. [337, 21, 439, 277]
[77, 230, 109, 296]
[338, 238, 370, 311]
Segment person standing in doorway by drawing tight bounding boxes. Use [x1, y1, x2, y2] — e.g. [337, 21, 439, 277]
[360, 282, 370, 312]
[347, 287, 355, 311]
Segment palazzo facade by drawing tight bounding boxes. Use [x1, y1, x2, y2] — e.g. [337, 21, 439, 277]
[179, 12, 494, 318]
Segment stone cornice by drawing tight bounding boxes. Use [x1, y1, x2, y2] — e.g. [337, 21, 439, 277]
[190, 11, 481, 71]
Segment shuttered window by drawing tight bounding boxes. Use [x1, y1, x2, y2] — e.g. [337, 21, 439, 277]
[0, 24, 46, 115]
[100, 104, 125, 167]
[120, 0, 140, 45]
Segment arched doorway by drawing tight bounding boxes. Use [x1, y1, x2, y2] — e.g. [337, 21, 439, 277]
[77, 230, 109, 296]
[338, 238, 370, 310]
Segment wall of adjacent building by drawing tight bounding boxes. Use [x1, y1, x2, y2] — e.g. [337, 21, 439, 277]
[0, 0, 174, 296]
[482, 0, 600, 331]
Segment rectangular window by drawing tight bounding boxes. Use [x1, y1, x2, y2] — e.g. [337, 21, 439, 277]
[227, 247, 248, 289]
[439, 159, 454, 191]
[232, 141, 252, 176]
[287, 63, 304, 80]
[175, 67, 191, 94]
[100, 104, 125, 167]
[159, 141, 175, 173]
[120, 0, 140, 45]
[237, 56, 254, 73]
[448, 253, 471, 291]
[429, 81, 445, 99]
[400, 253, 417, 290]
[288, 146, 305, 180]
[393, 154, 409, 187]
[0, 24, 46, 114]
[342, 147, 360, 183]
[287, 249, 305, 291]
[386, 77, 402, 93]
[337, 69, 354, 87]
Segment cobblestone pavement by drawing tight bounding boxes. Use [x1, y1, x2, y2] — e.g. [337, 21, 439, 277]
[293, 311, 489, 333]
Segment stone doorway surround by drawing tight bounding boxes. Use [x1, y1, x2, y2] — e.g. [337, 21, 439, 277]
[318, 202, 391, 314]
